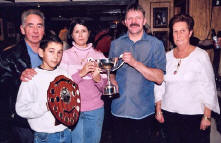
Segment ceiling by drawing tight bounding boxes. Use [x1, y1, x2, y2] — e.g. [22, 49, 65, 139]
[0, 0, 136, 24]
[0, 0, 136, 37]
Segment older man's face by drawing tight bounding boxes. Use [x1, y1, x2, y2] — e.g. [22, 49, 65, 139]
[20, 14, 45, 45]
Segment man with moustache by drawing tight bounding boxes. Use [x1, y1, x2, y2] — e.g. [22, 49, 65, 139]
[0, 9, 45, 143]
[109, 3, 166, 143]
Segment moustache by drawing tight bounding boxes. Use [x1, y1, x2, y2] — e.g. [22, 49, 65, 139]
[130, 23, 140, 27]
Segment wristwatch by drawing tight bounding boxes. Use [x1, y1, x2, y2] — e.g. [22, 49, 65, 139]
[203, 115, 211, 121]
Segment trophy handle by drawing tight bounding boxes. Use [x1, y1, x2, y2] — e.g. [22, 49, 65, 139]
[112, 54, 124, 71]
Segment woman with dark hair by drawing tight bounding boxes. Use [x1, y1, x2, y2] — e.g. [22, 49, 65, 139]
[60, 19, 107, 143]
[155, 14, 220, 143]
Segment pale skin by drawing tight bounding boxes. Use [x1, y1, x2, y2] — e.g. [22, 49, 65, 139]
[20, 14, 45, 81]
[110, 9, 164, 89]
[21, 24, 101, 83]
[72, 24, 101, 82]
[155, 21, 211, 130]
[38, 42, 63, 110]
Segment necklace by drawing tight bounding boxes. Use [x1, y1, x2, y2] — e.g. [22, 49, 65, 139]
[73, 50, 89, 65]
[173, 59, 181, 75]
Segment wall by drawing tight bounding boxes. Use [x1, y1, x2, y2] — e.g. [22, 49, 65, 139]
[189, 0, 221, 40]
[139, 0, 221, 40]
[139, 0, 174, 50]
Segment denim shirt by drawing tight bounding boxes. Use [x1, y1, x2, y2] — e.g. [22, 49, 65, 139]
[109, 32, 166, 119]
[26, 42, 42, 68]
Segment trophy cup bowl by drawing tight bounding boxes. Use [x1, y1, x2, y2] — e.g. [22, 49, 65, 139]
[96, 57, 124, 98]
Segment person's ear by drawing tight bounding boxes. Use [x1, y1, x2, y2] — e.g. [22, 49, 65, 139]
[38, 48, 44, 58]
[143, 18, 147, 26]
[189, 30, 193, 38]
[20, 25, 25, 35]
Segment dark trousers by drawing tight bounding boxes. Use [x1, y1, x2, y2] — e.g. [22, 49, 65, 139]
[12, 126, 34, 143]
[163, 110, 210, 143]
[111, 114, 154, 143]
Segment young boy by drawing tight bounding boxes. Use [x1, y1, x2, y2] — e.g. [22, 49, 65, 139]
[15, 35, 72, 143]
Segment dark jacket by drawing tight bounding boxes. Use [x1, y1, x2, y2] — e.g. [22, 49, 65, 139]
[0, 39, 31, 128]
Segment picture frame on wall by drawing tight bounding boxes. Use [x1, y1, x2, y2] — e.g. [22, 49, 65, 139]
[0, 18, 4, 41]
[151, 2, 170, 30]
[153, 7, 168, 28]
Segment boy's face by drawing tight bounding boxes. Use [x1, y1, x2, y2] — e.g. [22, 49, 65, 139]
[39, 42, 63, 70]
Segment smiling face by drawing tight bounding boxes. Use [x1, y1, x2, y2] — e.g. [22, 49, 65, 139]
[39, 42, 63, 70]
[71, 24, 89, 48]
[20, 14, 45, 46]
[173, 21, 193, 47]
[124, 10, 146, 36]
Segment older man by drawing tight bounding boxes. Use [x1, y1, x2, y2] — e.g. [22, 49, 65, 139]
[0, 9, 45, 143]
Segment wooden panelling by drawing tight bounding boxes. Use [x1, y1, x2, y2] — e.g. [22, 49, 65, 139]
[139, 0, 174, 50]
[212, 6, 221, 32]
[189, 0, 221, 40]
[189, 0, 211, 40]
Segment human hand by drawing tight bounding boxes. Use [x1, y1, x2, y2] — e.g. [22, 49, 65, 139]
[155, 112, 165, 123]
[20, 68, 37, 82]
[122, 52, 137, 67]
[92, 63, 101, 82]
[200, 116, 211, 130]
[80, 61, 96, 77]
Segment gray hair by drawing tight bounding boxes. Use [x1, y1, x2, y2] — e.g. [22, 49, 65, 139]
[21, 9, 45, 26]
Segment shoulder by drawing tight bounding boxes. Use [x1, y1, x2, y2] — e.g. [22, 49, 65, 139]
[190, 47, 209, 59]
[143, 34, 164, 46]
[166, 49, 173, 56]
[111, 34, 128, 44]
[61, 47, 74, 62]
[193, 47, 210, 61]
[63, 47, 73, 56]
[91, 48, 105, 59]
[194, 47, 208, 55]
[0, 40, 26, 59]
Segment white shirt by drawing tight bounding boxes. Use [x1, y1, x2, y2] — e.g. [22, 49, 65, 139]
[155, 47, 220, 115]
[16, 67, 70, 133]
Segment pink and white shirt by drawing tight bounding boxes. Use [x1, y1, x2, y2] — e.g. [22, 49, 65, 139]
[59, 42, 107, 112]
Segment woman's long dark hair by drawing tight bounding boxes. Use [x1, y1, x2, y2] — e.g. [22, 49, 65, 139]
[67, 19, 92, 46]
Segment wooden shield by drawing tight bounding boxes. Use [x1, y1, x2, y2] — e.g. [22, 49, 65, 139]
[47, 75, 80, 126]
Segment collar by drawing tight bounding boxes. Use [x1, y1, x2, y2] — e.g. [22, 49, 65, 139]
[72, 42, 93, 51]
[120, 31, 150, 42]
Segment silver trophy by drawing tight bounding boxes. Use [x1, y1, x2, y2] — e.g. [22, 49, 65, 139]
[97, 55, 124, 98]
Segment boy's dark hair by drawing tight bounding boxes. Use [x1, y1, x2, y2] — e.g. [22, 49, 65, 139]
[40, 34, 63, 50]
[125, 3, 145, 19]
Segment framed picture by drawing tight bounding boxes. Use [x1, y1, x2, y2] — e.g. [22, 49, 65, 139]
[153, 31, 169, 51]
[151, 2, 170, 29]
[0, 18, 4, 41]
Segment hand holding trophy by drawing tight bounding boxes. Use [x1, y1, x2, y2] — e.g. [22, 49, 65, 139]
[96, 54, 124, 98]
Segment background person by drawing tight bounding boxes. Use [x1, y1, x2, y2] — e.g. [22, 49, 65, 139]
[60, 19, 107, 143]
[108, 3, 166, 143]
[155, 14, 220, 143]
[0, 9, 45, 143]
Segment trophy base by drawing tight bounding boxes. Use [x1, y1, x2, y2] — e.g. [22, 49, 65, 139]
[101, 93, 119, 99]
[102, 85, 119, 99]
